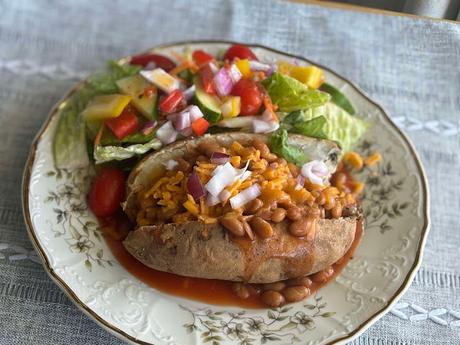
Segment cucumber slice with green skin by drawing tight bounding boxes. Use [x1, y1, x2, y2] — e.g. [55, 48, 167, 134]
[193, 76, 222, 124]
[116, 75, 158, 120]
[320, 83, 355, 115]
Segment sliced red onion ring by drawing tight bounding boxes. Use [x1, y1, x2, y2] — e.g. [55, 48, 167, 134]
[295, 174, 305, 190]
[141, 121, 157, 135]
[144, 62, 157, 70]
[218, 189, 232, 202]
[230, 184, 261, 209]
[301, 160, 329, 186]
[162, 159, 178, 170]
[180, 127, 193, 137]
[156, 121, 178, 145]
[183, 85, 196, 101]
[206, 193, 220, 206]
[214, 68, 234, 96]
[187, 171, 206, 200]
[218, 116, 256, 128]
[211, 152, 230, 164]
[208, 61, 219, 74]
[249, 61, 271, 72]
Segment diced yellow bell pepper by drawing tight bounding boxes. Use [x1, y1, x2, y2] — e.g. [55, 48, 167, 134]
[277, 61, 295, 75]
[290, 66, 324, 89]
[221, 96, 241, 118]
[235, 59, 251, 77]
[81, 94, 132, 121]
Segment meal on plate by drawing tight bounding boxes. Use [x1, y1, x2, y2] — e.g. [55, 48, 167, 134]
[53, 43, 381, 307]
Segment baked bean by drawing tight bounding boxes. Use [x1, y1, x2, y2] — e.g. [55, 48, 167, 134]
[265, 153, 278, 162]
[286, 276, 313, 288]
[287, 163, 300, 177]
[241, 218, 254, 240]
[244, 198, 263, 215]
[261, 290, 285, 307]
[289, 218, 316, 240]
[196, 155, 207, 162]
[276, 158, 287, 166]
[278, 198, 294, 209]
[316, 193, 326, 206]
[332, 172, 346, 187]
[250, 216, 273, 239]
[256, 207, 273, 221]
[252, 139, 271, 158]
[331, 203, 343, 219]
[246, 284, 262, 296]
[287, 206, 302, 221]
[323, 197, 336, 210]
[271, 208, 286, 223]
[220, 216, 245, 237]
[176, 158, 191, 173]
[311, 266, 335, 283]
[282, 286, 310, 302]
[232, 283, 250, 299]
[262, 281, 286, 292]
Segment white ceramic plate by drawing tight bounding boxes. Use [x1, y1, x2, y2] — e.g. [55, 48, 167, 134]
[22, 41, 430, 345]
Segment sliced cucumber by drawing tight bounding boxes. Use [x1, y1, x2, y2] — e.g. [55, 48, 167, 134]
[116, 75, 158, 120]
[193, 76, 222, 124]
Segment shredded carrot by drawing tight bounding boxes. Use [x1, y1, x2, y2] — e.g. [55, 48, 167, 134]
[170, 60, 199, 76]
[94, 123, 105, 146]
[171, 51, 187, 64]
[364, 152, 382, 166]
[262, 94, 279, 122]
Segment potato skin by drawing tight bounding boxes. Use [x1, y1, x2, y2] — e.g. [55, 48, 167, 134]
[123, 216, 359, 284]
[122, 132, 354, 283]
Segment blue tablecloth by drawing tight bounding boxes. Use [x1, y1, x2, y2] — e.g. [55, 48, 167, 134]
[1, 0, 459, 343]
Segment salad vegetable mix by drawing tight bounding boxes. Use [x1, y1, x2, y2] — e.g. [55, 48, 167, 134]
[53, 44, 367, 169]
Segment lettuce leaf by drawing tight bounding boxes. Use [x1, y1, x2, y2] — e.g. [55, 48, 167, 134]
[269, 129, 307, 166]
[53, 61, 141, 169]
[94, 138, 162, 164]
[286, 103, 368, 151]
[262, 72, 330, 112]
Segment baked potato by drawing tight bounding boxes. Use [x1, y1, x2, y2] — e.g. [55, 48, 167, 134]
[122, 132, 361, 283]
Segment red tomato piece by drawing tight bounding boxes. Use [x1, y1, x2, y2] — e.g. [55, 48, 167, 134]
[159, 89, 184, 113]
[223, 44, 258, 61]
[192, 50, 214, 67]
[105, 107, 140, 140]
[89, 169, 126, 217]
[191, 118, 209, 136]
[231, 78, 263, 115]
[199, 64, 216, 94]
[130, 53, 176, 71]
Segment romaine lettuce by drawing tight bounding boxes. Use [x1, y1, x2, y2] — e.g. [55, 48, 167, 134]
[94, 138, 161, 164]
[269, 129, 307, 166]
[262, 72, 330, 112]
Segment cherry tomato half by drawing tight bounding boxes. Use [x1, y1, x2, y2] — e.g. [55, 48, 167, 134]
[130, 53, 176, 71]
[192, 50, 214, 67]
[231, 78, 263, 115]
[223, 44, 257, 61]
[89, 169, 126, 217]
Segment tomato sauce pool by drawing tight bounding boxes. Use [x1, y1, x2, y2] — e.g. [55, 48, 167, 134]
[100, 215, 363, 309]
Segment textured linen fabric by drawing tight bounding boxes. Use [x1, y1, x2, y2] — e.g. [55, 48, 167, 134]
[0, 0, 459, 344]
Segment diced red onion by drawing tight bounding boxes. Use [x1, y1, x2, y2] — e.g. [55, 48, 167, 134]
[141, 121, 157, 135]
[166, 112, 178, 121]
[183, 85, 196, 101]
[249, 61, 271, 72]
[162, 159, 178, 170]
[269, 162, 277, 170]
[187, 171, 206, 200]
[266, 62, 277, 76]
[173, 111, 191, 131]
[208, 61, 219, 74]
[206, 193, 220, 206]
[295, 175, 305, 190]
[211, 152, 230, 164]
[189, 105, 204, 122]
[230, 184, 261, 209]
[180, 127, 193, 137]
[205, 162, 238, 196]
[156, 121, 178, 145]
[144, 62, 157, 70]
[228, 64, 242, 83]
[213, 68, 234, 96]
[301, 160, 329, 186]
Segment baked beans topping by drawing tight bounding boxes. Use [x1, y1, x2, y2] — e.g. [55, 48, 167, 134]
[137, 139, 362, 240]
